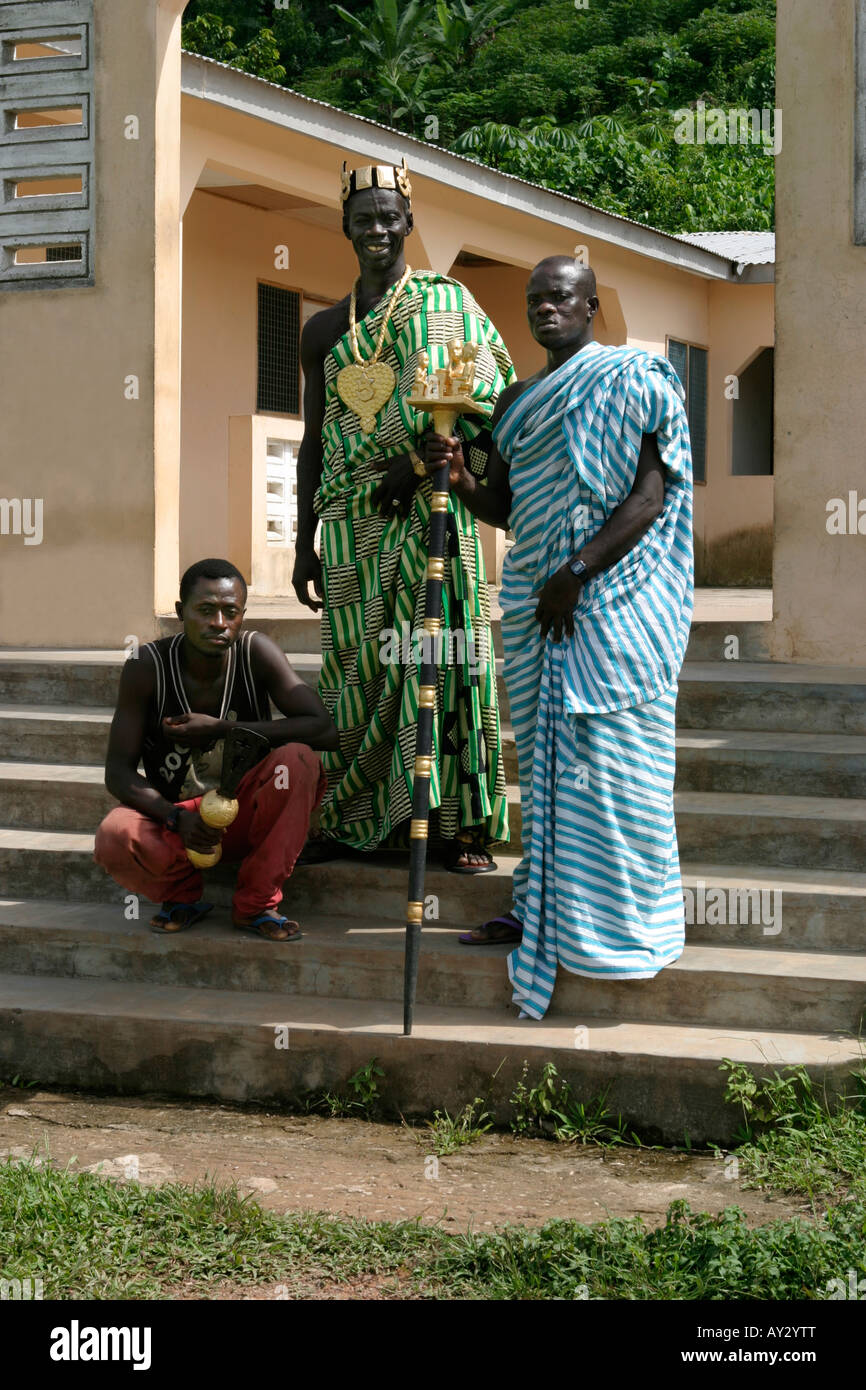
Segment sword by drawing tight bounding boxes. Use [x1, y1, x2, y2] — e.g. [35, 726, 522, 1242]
[185, 725, 272, 869]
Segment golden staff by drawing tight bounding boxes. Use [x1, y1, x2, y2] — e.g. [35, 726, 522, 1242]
[402, 339, 479, 1035]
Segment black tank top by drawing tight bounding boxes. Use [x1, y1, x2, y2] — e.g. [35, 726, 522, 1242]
[141, 632, 270, 802]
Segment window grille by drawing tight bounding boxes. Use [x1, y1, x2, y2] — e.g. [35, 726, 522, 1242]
[257, 284, 300, 415]
[668, 338, 707, 484]
[0, 1, 94, 291]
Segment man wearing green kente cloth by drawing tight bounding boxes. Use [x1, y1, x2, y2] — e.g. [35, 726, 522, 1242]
[292, 158, 512, 870]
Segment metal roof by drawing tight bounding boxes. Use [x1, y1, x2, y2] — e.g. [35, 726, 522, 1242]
[677, 231, 775, 266]
[180, 51, 774, 284]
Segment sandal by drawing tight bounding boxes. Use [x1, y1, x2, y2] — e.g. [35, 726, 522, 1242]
[443, 831, 498, 876]
[150, 900, 214, 934]
[459, 912, 523, 945]
[233, 912, 303, 943]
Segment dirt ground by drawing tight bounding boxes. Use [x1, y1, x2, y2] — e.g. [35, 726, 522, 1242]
[0, 1085, 807, 1236]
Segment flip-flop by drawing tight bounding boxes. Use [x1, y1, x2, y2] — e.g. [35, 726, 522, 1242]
[150, 900, 214, 934]
[233, 912, 303, 943]
[459, 913, 523, 945]
[443, 834, 498, 876]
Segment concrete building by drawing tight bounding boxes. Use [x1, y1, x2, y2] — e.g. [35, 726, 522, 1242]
[2, 0, 775, 647]
[1, 0, 865, 1142]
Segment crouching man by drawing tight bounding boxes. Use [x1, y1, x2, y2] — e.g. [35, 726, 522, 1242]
[95, 558, 338, 941]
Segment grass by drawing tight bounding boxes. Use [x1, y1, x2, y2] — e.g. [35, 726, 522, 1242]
[719, 1061, 866, 1209]
[1, 1153, 864, 1301]
[508, 1062, 641, 1145]
[4, 1058, 866, 1299]
[298, 1059, 385, 1120]
[423, 1098, 493, 1156]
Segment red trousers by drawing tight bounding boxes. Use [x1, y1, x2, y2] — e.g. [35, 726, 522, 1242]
[94, 743, 326, 917]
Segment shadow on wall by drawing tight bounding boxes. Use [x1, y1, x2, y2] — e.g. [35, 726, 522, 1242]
[694, 525, 773, 588]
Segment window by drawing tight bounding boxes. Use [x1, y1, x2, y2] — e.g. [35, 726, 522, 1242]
[668, 339, 707, 483]
[265, 438, 298, 546]
[257, 283, 300, 415]
[732, 347, 774, 476]
[45, 243, 82, 262]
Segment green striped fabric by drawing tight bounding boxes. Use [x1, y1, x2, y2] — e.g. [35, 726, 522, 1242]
[313, 270, 514, 850]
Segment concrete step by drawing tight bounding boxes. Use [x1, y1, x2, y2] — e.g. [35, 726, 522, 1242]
[0, 762, 113, 831]
[1, 899, 864, 1035]
[674, 730, 866, 798]
[676, 662, 866, 734]
[2, 830, 866, 950]
[4, 760, 866, 873]
[0, 970, 859, 1144]
[0, 705, 112, 763]
[5, 652, 866, 737]
[674, 791, 866, 871]
[9, 706, 866, 802]
[683, 622, 770, 663]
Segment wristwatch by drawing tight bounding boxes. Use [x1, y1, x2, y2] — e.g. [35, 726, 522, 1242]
[164, 806, 181, 833]
[568, 556, 589, 580]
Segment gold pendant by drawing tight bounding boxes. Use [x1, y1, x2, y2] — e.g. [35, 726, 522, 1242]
[336, 361, 396, 435]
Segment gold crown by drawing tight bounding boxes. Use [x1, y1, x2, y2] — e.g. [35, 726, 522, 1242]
[341, 157, 412, 206]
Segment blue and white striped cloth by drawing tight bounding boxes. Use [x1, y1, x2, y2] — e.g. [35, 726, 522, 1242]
[493, 342, 694, 1019]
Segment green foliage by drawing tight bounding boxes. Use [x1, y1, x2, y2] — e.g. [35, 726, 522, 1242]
[2, 1152, 864, 1300]
[301, 1058, 385, 1119]
[720, 1060, 866, 1206]
[182, 12, 287, 82]
[180, 1, 776, 230]
[424, 1097, 494, 1155]
[508, 1062, 638, 1145]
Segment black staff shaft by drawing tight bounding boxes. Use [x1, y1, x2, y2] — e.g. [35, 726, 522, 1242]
[403, 458, 451, 1036]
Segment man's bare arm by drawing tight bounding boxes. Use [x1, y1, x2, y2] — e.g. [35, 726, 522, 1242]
[292, 314, 330, 610]
[104, 661, 225, 852]
[163, 635, 340, 754]
[578, 431, 666, 578]
[421, 381, 523, 529]
[104, 660, 174, 819]
[248, 633, 338, 750]
[535, 432, 667, 642]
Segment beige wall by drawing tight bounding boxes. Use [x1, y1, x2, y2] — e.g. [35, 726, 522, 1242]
[0, 0, 188, 649]
[698, 281, 774, 564]
[181, 174, 773, 591]
[180, 189, 357, 569]
[772, 0, 866, 662]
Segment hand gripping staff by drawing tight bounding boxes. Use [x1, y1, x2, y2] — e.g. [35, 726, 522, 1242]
[402, 341, 479, 1035]
[185, 725, 272, 869]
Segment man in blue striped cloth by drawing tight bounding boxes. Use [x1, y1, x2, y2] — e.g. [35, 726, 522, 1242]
[423, 256, 694, 1019]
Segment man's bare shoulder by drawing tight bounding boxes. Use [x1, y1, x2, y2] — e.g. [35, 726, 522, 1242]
[116, 652, 157, 705]
[490, 373, 543, 424]
[302, 299, 350, 359]
[248, 629, 295, 675]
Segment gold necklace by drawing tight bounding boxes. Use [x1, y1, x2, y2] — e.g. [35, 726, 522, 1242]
[336, 265, 412, 434]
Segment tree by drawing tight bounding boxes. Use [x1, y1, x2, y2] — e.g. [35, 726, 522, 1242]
[330, 0, 433, 125]
[431, 0, 517, 70]
[182, 13, 287, 82]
